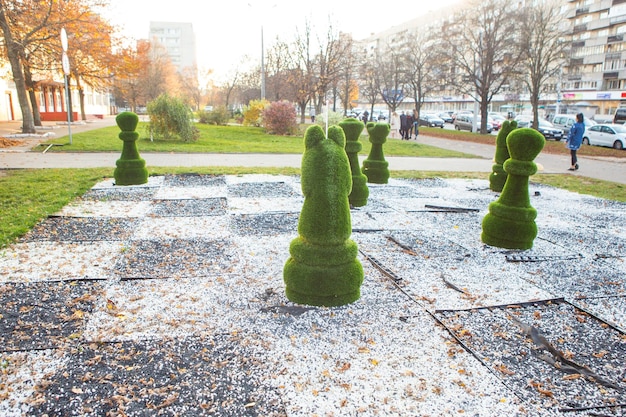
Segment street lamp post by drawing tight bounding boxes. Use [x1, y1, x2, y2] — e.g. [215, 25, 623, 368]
[261, 25, 265, 100]
[60, 28, 72, 145]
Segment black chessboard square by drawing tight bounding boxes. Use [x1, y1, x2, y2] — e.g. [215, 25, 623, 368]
[115, 238, 236, 279]
[150, 198, 227, 217]
[435, 300, 626, 412]
[164, 173, 227, 187]
[230, 213, 299, 236]
[81, 187, 157, 202]
[0, 281, 99, 351]
[21, 217, 139, 242]
[388, 230, 471, 259]
[29, 334, 285, 417]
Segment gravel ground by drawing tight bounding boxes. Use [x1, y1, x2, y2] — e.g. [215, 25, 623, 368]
[0, 174, 624, 416]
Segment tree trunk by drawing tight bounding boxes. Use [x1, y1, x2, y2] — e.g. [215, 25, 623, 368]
[23, 66, 42, 126]
[0, 9, 35, 133]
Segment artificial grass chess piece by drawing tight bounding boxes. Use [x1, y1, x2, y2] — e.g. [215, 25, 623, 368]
[489, 120, 517, 192]
[114, 111, 148, 186]
[339, 118, 369, 207]
[283, 124, 363, 307]
[481, 127, 545, 250]
[362, 122, 390, 184]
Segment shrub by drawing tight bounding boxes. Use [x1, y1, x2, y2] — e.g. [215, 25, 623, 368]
[242, 99, 269, 126]
[198, 106, 230, 125]
[262, 101, 298, 135]
[147, 94, 199, 142]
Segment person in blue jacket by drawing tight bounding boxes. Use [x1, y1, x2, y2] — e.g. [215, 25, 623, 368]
[566, 113, 584, 171]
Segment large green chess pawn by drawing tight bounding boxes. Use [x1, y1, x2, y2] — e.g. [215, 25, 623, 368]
[489, 120, 517, 192]
[362, 122, 390, 184]
[114, 112, 148, 186]
[481, 128, 545, 250]
[283, 125, 363, 307]
[339, 118, 369, 207]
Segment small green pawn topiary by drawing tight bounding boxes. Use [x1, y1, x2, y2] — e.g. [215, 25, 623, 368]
[114, 112, 148, 186]
[339, 118, 369, 207]
[283, 125, 363, 307]
[481, 128, 545, 250]
[489, 120, 518, 192]
[362, 122, 390, 184]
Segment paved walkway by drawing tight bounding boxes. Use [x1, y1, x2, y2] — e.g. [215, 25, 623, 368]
[1, 117, 625, 184]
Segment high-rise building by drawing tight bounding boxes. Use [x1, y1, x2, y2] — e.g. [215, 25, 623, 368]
[148, 21, 197, 73]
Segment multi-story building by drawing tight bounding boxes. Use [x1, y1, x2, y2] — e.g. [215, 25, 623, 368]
[359, 0, 626, 120]
[148, 22, 197, 73]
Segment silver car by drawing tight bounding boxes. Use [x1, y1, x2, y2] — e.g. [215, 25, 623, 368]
[582, 124, 626, 150]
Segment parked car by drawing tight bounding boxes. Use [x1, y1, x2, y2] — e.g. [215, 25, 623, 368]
[488, 113, 507, 130]
[551, 114, 596, 136]
[515, 118, 564, 141]
[613, 108, 626, 125]
[437, 112, 453, 123]
[453, 114, 493, 133]
[582, 124, 626, 149]
[419, 114, 445, 128]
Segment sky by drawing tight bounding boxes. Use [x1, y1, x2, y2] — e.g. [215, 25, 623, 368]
[102, 0, 460, 81]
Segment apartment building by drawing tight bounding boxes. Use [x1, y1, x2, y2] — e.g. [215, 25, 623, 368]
[360, 0, 626, 119]
[148, 22, 197, 73]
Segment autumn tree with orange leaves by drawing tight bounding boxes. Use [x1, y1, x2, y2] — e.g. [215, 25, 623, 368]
[0, 0, 110, 132]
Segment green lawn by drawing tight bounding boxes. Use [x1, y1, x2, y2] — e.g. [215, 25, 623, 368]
[39, 123, 478, 158]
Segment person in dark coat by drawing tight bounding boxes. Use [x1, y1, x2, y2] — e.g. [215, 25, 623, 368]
[399, 112, 407, 140]
[406, 112, 414, 139]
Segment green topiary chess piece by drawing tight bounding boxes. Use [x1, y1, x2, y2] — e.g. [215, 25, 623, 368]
[283, 124, 364, 307]
[489, 120, 517, 192]
[339, 118, 369, 207]
[481, 127, 545, 250]
[362, 122, 390, 184]
[114, 111, 148, 186]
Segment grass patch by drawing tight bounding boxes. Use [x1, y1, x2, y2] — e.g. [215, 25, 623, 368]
[0, 168, 111, 248]
[40, 123, 478, 158]
[1, 167, 624, 249]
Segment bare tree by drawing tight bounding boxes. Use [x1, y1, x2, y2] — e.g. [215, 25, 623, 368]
[442, 0, 521, 133]
[358, 52, 380, 119]
[374, 43, 407, 114]
[403, 30, 438, 118]
[519, 1, 568, 128]
[289, 21, 316, 124]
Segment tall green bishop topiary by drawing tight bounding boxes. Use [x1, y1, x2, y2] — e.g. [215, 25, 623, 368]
[283, 125, 363, 307]
[339, 118, 369, 207]
[481, 128, 545, 250]
[361, 122, 390, 184]
[114, 112, 148, 186]
[489, 120, 517, 192]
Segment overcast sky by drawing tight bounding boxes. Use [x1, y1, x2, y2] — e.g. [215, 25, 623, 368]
[102, 0, 459, 81]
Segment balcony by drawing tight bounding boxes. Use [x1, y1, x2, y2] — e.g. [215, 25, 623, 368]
[607, 34, 624, 43]
[573, 24, 588, 34]
[603, 71, 619, 79]
[575, 7, 589, 15]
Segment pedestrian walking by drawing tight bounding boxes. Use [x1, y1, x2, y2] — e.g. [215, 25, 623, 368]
[390, 111, 400, 139]
[399, 112, 407, 140]
[412, 109, 419, 139]
[406, 112, 414, 139]
[566, 113, 584, 171]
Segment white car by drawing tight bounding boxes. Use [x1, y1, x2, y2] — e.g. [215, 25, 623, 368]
[582, 124, 626, 150]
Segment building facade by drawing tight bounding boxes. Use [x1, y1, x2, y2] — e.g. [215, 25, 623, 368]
[359, 0, 626, 120]
[148, 21, 197, 73]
